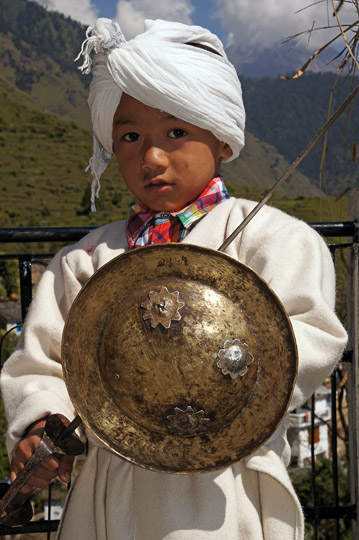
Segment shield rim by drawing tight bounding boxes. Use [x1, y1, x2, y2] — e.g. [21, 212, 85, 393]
[61, 243, 298, 474]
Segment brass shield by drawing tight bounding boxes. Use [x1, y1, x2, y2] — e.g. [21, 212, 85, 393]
[62, 243, 297, 473]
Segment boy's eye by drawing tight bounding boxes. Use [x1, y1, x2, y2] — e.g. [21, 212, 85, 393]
[123, 132, 141, 142]
[168, 129, 187, 139]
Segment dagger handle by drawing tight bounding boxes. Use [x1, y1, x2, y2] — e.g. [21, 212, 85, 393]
[0, 431, 56, 520]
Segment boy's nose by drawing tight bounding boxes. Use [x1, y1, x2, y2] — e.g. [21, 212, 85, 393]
[141, 146, 169, 172]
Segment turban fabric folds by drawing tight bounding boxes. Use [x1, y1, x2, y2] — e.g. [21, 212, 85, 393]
[77, 18, 246, 210]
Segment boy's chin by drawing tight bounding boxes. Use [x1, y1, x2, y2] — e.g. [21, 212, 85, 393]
[149, 203, 186, 212]
[142, 199, 186, 213]
[144, 195, 201, 213]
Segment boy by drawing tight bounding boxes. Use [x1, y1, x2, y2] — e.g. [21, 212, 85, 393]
[1, 18, 347, 539]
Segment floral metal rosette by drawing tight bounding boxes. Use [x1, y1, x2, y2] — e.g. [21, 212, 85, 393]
[217, 339, 254, 379]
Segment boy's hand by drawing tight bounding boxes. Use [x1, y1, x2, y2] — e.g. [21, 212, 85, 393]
[10, 417, 75, 494]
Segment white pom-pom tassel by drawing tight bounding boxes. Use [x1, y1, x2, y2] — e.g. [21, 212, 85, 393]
[75, 19, 126, 74]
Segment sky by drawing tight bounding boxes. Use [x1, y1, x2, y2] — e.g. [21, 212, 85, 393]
[32, 0, 357, 52]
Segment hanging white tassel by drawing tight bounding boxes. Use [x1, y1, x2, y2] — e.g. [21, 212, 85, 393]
[76, 20, 126, 211]
[85, 136, 112, 213]
[75, 26, 97, 74]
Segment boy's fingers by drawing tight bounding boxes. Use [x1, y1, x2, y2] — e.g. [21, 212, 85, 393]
[9, 416, 76, 494]
[57, 455, 75, 484]
[12, 443, 37, 468]
[10, 459, 58, 494]
[12, 453, 59, 473]
[10, 454, 75, 493]
[12, 481, 33, 495]
[11, 428, 45, 472]
[41, 455, 61, 472]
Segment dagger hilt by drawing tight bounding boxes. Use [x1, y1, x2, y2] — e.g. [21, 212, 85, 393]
[0, 413, 84, 527]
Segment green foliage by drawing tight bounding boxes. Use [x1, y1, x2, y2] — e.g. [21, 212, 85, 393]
[0, 329, 19, 481]
[0, 6, 90, 130]
[0, 75, 135, 254]
[112, 191, 123, 207]
[221, 131, 322, 198]
[41, 205, 51, 217]
[0, 328, 19, 363]
[290, 458, 351, 539]
[0, 399, 10, 481]
[78, 185, 104, 215]
[0, 261, 20, 297]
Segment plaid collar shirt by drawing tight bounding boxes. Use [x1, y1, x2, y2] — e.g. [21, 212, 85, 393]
[126, 177, 230, 249]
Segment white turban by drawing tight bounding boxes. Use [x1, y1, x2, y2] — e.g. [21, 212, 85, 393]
[77, 18, 246, 210]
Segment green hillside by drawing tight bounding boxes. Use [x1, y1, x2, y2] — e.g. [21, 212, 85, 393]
[242, 74, 359, 195]
[0, 75, 349, 235]
[0, 0, 353, 235]
[0, 76, 135, 231]
[0, 0, 90, 129]
[1, 0, 357, 199]
[221, 132, 322, 197]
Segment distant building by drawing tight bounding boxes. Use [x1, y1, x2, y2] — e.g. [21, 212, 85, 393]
[0, 300, 22, 334]
[288, 385, 331, 468]
[44, 502, 63, 520]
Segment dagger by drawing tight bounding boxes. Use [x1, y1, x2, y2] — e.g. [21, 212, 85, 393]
[0, 413, 83, 527]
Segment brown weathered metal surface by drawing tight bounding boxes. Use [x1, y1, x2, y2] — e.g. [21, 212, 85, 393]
[62, 243, 298, 474]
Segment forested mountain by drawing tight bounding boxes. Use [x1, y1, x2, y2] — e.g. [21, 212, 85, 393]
[0, 0, 84, 73]
[227, 42, 339, 79]
[0, 0, 90, 128]
[0, 0, 357, 200]
[242, 74, 359, 195]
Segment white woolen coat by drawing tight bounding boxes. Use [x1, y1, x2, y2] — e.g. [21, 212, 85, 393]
[1, 198, 347, 540]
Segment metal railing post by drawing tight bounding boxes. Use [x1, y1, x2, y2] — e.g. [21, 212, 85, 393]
[347, 188, 359, 539]
[18, 256, 33, 320]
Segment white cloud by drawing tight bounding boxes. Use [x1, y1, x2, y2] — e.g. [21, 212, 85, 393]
[115, 0, 195, 38]
[213, 0, 358, 51]
[31, 0, 98, 26]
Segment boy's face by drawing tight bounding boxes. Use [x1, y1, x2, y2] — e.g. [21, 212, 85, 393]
[112, 94, 232, 212]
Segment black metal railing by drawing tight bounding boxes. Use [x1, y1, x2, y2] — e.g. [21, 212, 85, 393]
[0, 223, 358, 539]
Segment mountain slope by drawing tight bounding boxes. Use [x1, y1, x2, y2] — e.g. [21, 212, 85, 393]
[227, 43, 340, 79]
[1, 0, 355, 199]
[0, 0, 90, 129]
[221, 132, 322, 197]
[0, 75, 349, 256]
[0, 76, 136, 229]
[242, 74, 359, 195]
[0, 73, 321, 232]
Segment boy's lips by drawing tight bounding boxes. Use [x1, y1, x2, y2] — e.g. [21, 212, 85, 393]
[145, 179, 173, 193]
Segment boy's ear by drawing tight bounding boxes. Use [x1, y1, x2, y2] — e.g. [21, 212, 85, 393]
[220, 143, 233, 160]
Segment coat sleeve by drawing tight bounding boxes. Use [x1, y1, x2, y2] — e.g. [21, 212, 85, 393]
[0, 246, 88, 457]
[241, 215, 348, 410]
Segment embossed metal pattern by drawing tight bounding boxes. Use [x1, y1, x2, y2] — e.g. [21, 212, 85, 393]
[62, 243, 298, 474]
[141, 286, 185, 329]
[167, 406, 210, 435]
[217, 339, 254, 379]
